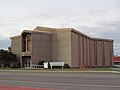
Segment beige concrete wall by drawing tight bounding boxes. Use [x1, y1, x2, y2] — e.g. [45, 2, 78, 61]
[10, 36, 21, 62]
[90, 40, 95, 67]
[71, 32, 79, 67]
[104, 41, 111, 66]
[84, 37, 87, 66]
[53, 29, 71, 66]
[87, 38, 90, 66]
[96, 41, 103, 67]
[32, 33, 52, 64]
[71, 30, 113, 68]
[79, 35, 83, 67]
[71, 32, 92, 68]
[52, 30, 57, 61]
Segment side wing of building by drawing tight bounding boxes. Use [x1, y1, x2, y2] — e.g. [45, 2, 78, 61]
[71, 30, 113, 68]
[10, 36, 21, 63]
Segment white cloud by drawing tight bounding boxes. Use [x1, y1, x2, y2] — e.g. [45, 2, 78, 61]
[0, 0, 120, 55]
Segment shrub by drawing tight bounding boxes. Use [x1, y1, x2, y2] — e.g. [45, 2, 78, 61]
[38, 60, 44, 65]
[64, 63, 70, 68]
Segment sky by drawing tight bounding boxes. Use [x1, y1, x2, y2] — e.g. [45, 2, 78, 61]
[0, 0, 120, 55]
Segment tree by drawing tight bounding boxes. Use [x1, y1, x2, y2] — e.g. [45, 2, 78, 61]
[0, 49, 16, 68]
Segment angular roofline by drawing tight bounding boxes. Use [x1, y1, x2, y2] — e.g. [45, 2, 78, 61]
[10, 26, 114, 42]
[21, 29, 53, 35]
[21, 30, 33, 34]
[34, 26, 56, 31]
[71, 28, 114, 42]
[34, 26, 114, 41]
[34, 26, 73, 30]
[10, 35, 21, 39]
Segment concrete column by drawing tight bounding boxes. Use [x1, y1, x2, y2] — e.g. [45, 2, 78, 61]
[89, 39, 91, 67]
[102, 41, 105, 67]
[25, 36, 28, 52]
[82, 36, 84, 67]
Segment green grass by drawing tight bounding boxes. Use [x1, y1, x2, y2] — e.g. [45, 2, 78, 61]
[89, 68, 114, 71]
[0, 68, 21, 70]
[0, 67, 119, 72]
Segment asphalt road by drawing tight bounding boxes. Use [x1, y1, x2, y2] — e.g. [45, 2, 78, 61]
[0, 71, 120, 90]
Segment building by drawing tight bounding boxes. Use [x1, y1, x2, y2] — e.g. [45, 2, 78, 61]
[10, 26, 114, 68]
[113, 56, 120, 65]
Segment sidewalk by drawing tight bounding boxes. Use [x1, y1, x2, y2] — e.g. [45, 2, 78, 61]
[0, 69, 120, 73]
[0, 86, 50, 90]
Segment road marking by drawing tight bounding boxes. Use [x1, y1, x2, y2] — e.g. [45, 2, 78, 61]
[0, 79, 120, 88]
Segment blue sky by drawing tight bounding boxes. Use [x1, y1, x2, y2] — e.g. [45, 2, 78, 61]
[0, 0, 120, 55]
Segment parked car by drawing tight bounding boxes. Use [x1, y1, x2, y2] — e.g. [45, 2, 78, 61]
[113, 64, 120, 68]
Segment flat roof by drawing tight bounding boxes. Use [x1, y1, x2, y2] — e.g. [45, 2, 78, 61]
[10, 35, 21, 39]
[10, 26, 114, 42]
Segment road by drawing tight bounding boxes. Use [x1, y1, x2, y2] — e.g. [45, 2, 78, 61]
[0, 71, 120, 90]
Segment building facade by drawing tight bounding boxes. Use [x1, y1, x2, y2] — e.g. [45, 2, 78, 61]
[113, 56, 120, 65]
[10, 26, 114, 68]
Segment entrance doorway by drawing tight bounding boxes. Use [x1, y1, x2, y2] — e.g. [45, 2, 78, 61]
[22, 56, 31, 68]
[25, 60, 31, 67]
